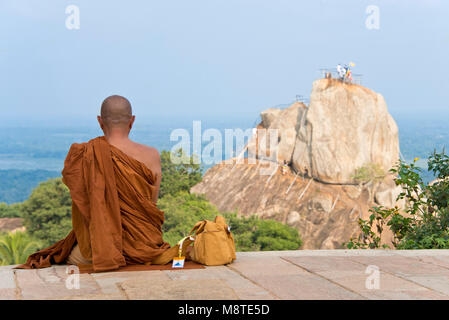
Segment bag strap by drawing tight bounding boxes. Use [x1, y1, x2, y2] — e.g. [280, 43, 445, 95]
[189, 219, 232, 235]
[176, 236, 194, 258]
[189, 220, 207, 236]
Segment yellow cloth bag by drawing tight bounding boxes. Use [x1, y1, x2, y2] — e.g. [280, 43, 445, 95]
[188, 216, 236, 266]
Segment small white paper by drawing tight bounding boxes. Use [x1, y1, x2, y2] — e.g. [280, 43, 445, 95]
[172, 257, 185, 268]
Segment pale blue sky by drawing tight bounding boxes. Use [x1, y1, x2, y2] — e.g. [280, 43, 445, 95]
[0, 0, 447, 126]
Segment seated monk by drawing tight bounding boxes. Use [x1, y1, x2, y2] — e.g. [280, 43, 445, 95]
[16, 95, 190, 272]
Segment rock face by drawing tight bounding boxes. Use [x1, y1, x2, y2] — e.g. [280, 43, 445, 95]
[374, 176, 405, 209]
[192, 79, 402, 249]
[251, 103, 307, 164]
[292, 79, 399, 184]
[252, 79, 399, 184]
[191, 163, 373, 249]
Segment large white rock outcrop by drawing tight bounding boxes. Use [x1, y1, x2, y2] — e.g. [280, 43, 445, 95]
[251, 79, 400, 184]
[293, 79, 399, 184]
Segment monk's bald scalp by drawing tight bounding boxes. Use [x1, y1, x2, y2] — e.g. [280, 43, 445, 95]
[100, 95, 132, 127]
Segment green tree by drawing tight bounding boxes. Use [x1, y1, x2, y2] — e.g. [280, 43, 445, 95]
[346, 151, 449, 249]
[21, 178, 72, 247]
[159, 192, 218, 245]
[159, 192, 302, 251]
[0, 231, 41, 265]
[0, 202, 22, 218]
[159, 149, 203, 198]
[225, 212, 302, 251]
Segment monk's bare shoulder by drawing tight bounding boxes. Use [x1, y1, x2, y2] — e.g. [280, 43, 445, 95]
[132, 142, 161, 175]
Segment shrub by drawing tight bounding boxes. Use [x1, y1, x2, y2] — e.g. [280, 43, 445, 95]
[225, 212, 302, 251]
[21, 178, 72, 247]
[352, 163, 386, 184]
[346, 151, 449, 249]
[159, 192, 218, 245]
[159, 149, 203, 198]
[0, 202, 22, 218]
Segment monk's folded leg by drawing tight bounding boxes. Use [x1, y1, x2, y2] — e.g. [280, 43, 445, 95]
[150, 245, 178, 265]
[66, 244, 93, 265]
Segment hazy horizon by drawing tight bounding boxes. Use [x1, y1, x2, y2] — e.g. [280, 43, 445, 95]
[2, 103, 448, 128]
[1, 0, 447, 123]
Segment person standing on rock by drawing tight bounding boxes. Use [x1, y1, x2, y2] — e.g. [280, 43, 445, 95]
[281, 160, 289, 175]
[337, 64, 346, 80]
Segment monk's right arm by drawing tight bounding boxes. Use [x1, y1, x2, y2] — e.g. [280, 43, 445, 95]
[150, 149, 162, 204]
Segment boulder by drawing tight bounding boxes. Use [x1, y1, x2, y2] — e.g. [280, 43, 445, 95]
[343, 185, 362, 200]
[292, 79, 399, 184]
[260, 108, 281, 128]
[248, 102, 306, 164]
[308, 194, 333, 213]
[374, 176, 405, 208]
[287, 211, 300, 225]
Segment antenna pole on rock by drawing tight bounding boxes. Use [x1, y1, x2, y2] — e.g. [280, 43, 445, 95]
[298, 178, 313, 201]
[286, 172, 299, 195]
[329, 194, 340, 214]
[266, 163, 279, 183]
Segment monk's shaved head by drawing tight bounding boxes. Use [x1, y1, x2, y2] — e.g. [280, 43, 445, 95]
[100, 95, 132, 128]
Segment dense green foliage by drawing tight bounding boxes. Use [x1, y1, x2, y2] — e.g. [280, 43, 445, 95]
[346, 151, 449, 249]
[21, 178, 72, 248]
[224, 212, 302, 251]
[159, 149, 203, 198]
[160, 192, 302, 251]
[159, 192, 218, 245]
[0, 169, 60, 204]
[0, 231, 41, 265]
[0, 202, 22, 218]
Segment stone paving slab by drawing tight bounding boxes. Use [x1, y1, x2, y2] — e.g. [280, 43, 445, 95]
[15, 268, 101, 300]
[121, 278, 238, 300]
[345, 255, 449, 297]
[283, 256, 449, 300]
[229, 255, 363, 299]
[91, 270, 170, 296]
[0, 266, 18, 300]
[412, 255, 449, 270]
[163, 266, 276, 300]
[0, 270, 16, 289]
[3, 250, 449, 300]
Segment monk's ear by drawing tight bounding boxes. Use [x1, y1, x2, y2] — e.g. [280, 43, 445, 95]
[129, 116, 135, 129]
[97, 116, 105, 131]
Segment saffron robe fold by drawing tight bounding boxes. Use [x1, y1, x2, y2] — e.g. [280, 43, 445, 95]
[16, 136, 171, 272]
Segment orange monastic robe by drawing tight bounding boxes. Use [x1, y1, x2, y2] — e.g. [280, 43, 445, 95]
[16, 136, 171, 272]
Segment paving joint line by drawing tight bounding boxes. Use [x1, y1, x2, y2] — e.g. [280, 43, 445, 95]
[279, 256, 368, 300]
[12, 270, 23, 300]
[116, 282, 130, 300]
[225, 265, 281, 300]
[345, 256, 449, 297]
[409, 255, 449, 273]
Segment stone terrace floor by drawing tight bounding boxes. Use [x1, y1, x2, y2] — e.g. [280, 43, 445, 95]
[3, 250, 449, 300]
